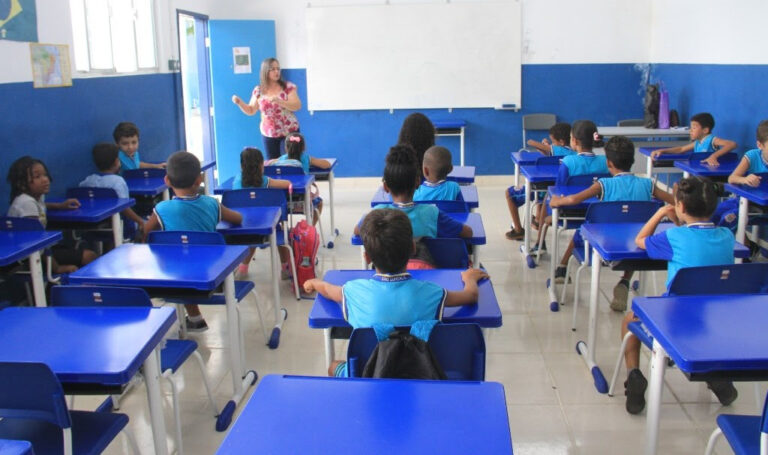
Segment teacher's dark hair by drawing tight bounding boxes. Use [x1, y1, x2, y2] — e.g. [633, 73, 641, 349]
[397, 113, 435, 177]
[259, 58, 286, 92]
[383, 144, 420, 197]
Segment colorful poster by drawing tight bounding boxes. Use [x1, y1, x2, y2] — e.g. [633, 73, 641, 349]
[0, 0, 38, 42]
[233, 46, 251, 74]
[30, 44, 72, 88]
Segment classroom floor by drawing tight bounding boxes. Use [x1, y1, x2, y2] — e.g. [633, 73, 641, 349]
[92, 177, 759, 455]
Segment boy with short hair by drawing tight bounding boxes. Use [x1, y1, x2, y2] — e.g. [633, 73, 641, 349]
[113, 122, 166, 172]
[650, 112, 737, 167]
[414, 145, 462, 201]
[304, 208, 489, 377]
[144, 151, 243, 332]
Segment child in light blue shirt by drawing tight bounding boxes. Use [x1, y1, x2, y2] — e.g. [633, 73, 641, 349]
[728, 120, 768, 187]
[650, 112, 737, 167]
[113, 122, 165, 173]
[556, 120, 609, 185]
[414, 146, 463, 202]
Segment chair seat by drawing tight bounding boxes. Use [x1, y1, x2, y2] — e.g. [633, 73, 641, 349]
[717, 413, 762, 455]
[161, 339, 198, 374]
[180, 280, 255, 305]
[0, 411, 128, 455]
[627, 321, 653, 349]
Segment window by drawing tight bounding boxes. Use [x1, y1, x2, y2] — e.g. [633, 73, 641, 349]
[69, 0, 157, 73]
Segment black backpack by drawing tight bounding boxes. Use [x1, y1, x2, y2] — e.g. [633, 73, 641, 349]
[644, 84, 660, 128]
[362, 324, 447, 380]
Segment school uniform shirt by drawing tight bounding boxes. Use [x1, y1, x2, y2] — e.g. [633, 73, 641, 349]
[118, 150, 141, 172]
[743, 148, 768, 174]
[414, 180, 462, 201]
[79, 173, 130, 199]
[373, 202, 464, 239]
[342, 272, 447, 329]
[7, 193, 46, 227]
[693, 134, 717, 154]
[557, 152, 609, 184]
[598, 173, 653, 202]
[644, 223, 734, 289]
[232, 173, 270, 190]
[551, 145, 576, 157]
[276, 153, 310, 173]
[153, 195, 221, 232]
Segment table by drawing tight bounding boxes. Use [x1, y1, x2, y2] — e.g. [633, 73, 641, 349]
[447, 165, 475, 184]
[0, 229, 62, 307]
[308, 269, 501, 367]
[201, 160, 216, 196]
[510, 149, 544, 187]
[519, 163, 560, 268]
[215, 174, 315, 223]
[371, 185, 479, 209]
[123, 169, 170, 201]
[310, 158, 339, 243]
[432, 119, 467, 166]
[217, 374, 512, 455]
[637, 146, 694, 181]
[597, 126, 691, 140]
[724, 181, 768, 250]
[0, 306, 176, 455]
[632, 294, 768, 455]
[68, 243, 252, 430]
[47, 197, 135, 248]
[673, 157, 738, 180]
[0, 440, 34, 455]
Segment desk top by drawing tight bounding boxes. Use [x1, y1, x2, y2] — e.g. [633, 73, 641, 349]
[217, 206, 281, 236]
[725, 182, 768, 206]
[673, 159, 738, 178]
[371, 185, 479, 209]
[0, 306, 175, 385]
[633, 294, 768, 374]
[218, 374, 511, 455]
[0, 439, 34, 455]
[47, 198, 135, 223]
[510, 150, 545, 166]
[351, 212, 486, 246]
[0, 230, 62, 266]
[432, 119, 467, 129]
[214, 174, 315, 195]
[520, 164, 560, 183]
[68, 243, 248, 291]
[637, 147, 693, 161]
[125, 176, 168, 197]
[599, 126, 690, 138]
[447, 165, 475, 183]
[310, 158, 337, 175]
[308, 269, 501, 328]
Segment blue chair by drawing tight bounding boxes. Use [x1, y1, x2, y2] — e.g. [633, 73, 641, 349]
[0, 361, 138, 455]
[414, 200, 470, 213]
[66, 187, 136, 248]
[346, 323, 485, 380]
[607, 263, 768, 397]
[422, 238, 470, 269]
[122, 168, 166, 179]
[522, 113, 556, 148]
[65, 187, 119, 200]
[263, 165, 304, 176]
[0, 439, 35, 455]
[705, 390, 768, 455]
[263, 165, 329, 246]
[51, 285, 219, 452]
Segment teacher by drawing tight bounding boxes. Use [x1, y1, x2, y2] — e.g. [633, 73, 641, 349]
[231, 57, 301, 159]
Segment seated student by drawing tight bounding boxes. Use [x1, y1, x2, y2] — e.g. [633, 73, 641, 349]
[80, 143, 146, 239]
[650, 112, 737, 166]
[623, 176, 737, 414]
[728, 119, 768, 187]
[113, 122, 166, 172]
[549, 136, 673, 309]
[414, 146, 462, 201]
[144, 151, 243, 332]
[303, 208, 489, 377]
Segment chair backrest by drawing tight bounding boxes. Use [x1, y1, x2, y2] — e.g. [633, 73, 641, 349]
[0, 362, 71, 429]
[146, 230, 226, 245]
[617, 118, 645, 127]
[421, 238, 470, 269]
[264, 165, 305, 176]
[122, 168, 166, 179]
[585, 201, 663, 224]
[221, 188, 289, 222]
[535, 155, 562, 166]
[0, 216, 44, 231]
[346, 323, 485, 380]
[522, 113, 556, 147]
[414, 200, 469, 213]
[565, 174, 611, 186]
[51, 285, 153, 307]
[66, 187, 119, 200]
[667, 263, 768, 296]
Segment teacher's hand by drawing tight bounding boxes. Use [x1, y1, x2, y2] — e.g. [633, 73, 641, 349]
[231, 95, 242, 105]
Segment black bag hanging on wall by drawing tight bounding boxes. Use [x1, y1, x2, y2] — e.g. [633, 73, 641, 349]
[644, 84, 660, 129]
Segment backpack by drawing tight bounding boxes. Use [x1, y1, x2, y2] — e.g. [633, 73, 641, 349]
[644, 84, 660, 128]
[291, 219, 319, 288]
[362, 322, 447, 380]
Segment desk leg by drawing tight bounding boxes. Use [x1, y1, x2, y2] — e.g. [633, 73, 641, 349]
[162, 189, 170, 201]
[547, 208, 559, 311]
[111, 213, 123, 248]
[304, 185, 312, 225]
[576, 246, 608, 394]
[646, 156, 653, 179]
[29, 250, 46, 307]
[520, 177, 535, 268]
[323, 328, 335, 369]
[203, 170, 212, 196]
[645, 339, 668, 455]
[736, 196, 748, 264]
[268, 227, 287, 349]
[460, 127, 465, 166]
[514, 164, 520, 188]
[143, 348, 169, 455]
[328, 170, 338, 241]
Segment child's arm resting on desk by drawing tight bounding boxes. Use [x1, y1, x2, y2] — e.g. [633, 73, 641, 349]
[46, 199, 81, 210]
[728, 156, 762, 186]
[652, 185, 675, 204]
[444, 268, 490, 307]
[550, 182, 601, 207]
[220, 205, 243, 225]
[635, 205, 677, 250]
[266, 178, 292, 190]
[526, 138, 552, 155]
[650, 143, 694, 159]
[303, 278, 343, 302]
[702, 137, 738, 166]
[140, 161, 166, 169]
[309, 156, 331, 169]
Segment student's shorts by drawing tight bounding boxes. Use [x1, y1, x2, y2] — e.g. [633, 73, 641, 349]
[507, 187, 546, 207]
[52, 244, 88, 267]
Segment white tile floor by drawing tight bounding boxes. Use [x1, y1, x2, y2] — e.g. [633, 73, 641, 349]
[87, 177, 761, 454]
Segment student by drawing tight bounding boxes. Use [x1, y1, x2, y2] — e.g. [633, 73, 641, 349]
[398, 112, 435, 178]
[113, 122, 166, 172]
[6, 156, 97, 273]
[80, 142, 145, 236]
[549, 136, 674, 309]
[303, 208, 489, 377]
[623, 176, 736, 414]
[144, 151, 243, 332]
[232, 147, 292, 278]
[414, 145, 462, 201]
[728, 119, 768, 187]
[650, 112, 737, 166]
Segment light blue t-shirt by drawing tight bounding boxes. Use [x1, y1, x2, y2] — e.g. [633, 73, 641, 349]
[644, 223, 734, 289]
[342, 273, 447, 329]
[154, 195, 221, 232]
[79, 173, 130, 199]
[552, 145, 576, 157]
[558, 152, 609, 185]
[372, 203, 464, 239]
[693, 134, 717, 154]
[743, 148, 768, 174]
[232, 173, 270, 190]
[414, 180, 462, 202]
[598, 173, 653, 202]
[276, 153, 310, 173]
[118, 150, 141, 172]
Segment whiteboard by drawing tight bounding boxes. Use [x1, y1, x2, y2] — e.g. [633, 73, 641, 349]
[305, 1, 521, 111]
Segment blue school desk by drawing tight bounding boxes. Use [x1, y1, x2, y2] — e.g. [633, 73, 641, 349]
[217, 374, 512, 455]
[123, 168, 170, 201]
[673, 155, 738, 180]
[432, 119, 467, 166]
[447, 165, 475, 184]
[0, 440, 34, 455]
[632, 294, 768, 455]
[724, 181, 768, 251]
[47, 197, 135, 247]
[637, 146, 693, 181]
[518, 163, 560, 269]
[308, 269, 501, 367]
[67, 243, 253, 430]
[215, 174, 316, 220]
[0, 229, 62, 307]
[310, 158, 339, 241]
[370, 185, 479, 209]
[576, 223, 750, 395]
[510, 149, 544, 187]
[201, 159, 216, 196]
[598, 126, 690, 140]
[0, 306, 176, 455]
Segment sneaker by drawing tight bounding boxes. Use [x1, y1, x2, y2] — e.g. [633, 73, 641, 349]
[505, 229, 525, 241]
[554, 266, 567, 284]
[707, 381, 738, 406]
[185, 317, 209, 333]
[624, 368, 648, 414]
[235, 263, 249, 279]
[529, 240, 547, 254]
[611, 280, 630, 312]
